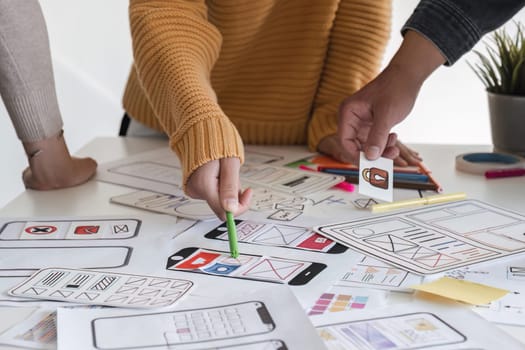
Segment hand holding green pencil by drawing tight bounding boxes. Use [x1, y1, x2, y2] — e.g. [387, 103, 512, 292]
[225, 211, 239, 258]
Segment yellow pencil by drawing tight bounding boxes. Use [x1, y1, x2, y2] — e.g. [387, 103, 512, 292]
[371, 192, 467, 213]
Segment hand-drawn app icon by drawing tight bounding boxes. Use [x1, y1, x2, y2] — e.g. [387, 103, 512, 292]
[203, 262, 241, 275]
[112, 224, 129, 234]
[297, 233, 333, 250]
[173, 251, 221, 270]
[362, 167, 389, 189]
[74, 226, 100, 235]
[24, 226, 57, 234]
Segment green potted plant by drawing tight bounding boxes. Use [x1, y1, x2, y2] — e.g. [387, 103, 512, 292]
[469, 22, 525, 156]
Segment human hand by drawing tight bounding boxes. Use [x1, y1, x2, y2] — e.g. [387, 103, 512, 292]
[185, 157, 252, 221]
[337, 64, 422, 164]
[318, 134, 422, 166]
[22, 131, 97, 190]
[337, 30, 446, 164]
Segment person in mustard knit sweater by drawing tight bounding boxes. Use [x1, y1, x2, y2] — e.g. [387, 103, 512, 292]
[121, 0, 421, 219]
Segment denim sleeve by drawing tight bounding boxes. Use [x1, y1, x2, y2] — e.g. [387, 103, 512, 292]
[402, 0, 525, 65]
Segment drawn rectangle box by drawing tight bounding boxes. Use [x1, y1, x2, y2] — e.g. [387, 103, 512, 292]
[0, 247, 132, 277]
[0, 219, 140, 240]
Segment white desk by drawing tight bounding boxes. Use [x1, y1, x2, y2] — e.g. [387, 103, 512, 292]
[0, 137, 524, 349]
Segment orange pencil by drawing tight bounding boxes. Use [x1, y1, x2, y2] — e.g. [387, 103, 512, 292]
[418, 161, 443, 193]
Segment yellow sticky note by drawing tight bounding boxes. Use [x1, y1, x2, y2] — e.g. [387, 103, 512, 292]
[411, 277, 508, 305]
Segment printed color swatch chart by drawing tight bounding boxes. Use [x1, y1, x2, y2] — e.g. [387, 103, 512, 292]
[308, 293, 369, 316]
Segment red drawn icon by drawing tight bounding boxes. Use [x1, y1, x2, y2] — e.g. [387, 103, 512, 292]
[25, 226, 57, 234]
[74, 226, 100, 235]
[297, 233, 333, 251]
[175, 252, 221, 270]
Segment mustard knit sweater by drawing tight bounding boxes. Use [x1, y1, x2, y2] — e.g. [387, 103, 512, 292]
[123, 0, 391, 186]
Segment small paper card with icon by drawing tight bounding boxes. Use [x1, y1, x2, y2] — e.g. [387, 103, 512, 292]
[358, 152, 393, 202]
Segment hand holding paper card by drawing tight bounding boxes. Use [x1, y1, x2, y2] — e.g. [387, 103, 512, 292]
[359, 152, 393, 202]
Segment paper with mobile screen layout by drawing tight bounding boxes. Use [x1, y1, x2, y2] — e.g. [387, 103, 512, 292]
[204, 219, 348, 254]
[110, 190, 217, 221]
[96, 146, 343, 197]
[56, 285, 326, 350]
[441, 255, 525, 326]
[358, 152, 393, 202]
[166, 247, 327, 286]
[0, 215, 194, 303]
[162, 219, 362, 309]
[111, 186, 373, 225]
[336, 254, 423, 292]
[312, 298, 525, 350]
[112, 186, 362, 226]
[9, 268, 193, 308]
[0, 215, 193, 275]
[316, 200, 525, 275]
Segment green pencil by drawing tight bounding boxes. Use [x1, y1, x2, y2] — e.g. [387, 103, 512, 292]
[225, 211, 239, 258]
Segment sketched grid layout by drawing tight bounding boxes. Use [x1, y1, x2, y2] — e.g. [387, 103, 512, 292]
[10, 268, 193, 308]
[317, 200, 525, 274]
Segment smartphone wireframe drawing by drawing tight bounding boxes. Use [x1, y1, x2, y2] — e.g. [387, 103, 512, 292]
[205, 220, 347, 254]
[318, 312, 466, 349]
[198, 340, 287, 350]
[0, 219, 140, 240]
[166, 247, 326, 286]
[92, 301, 275, 349]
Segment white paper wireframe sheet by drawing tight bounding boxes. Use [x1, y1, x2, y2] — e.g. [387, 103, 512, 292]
[56, 285, 326, 350]
[9, 268, 193, 308]
[312, 298, 525, 350]
[160, 219, 361, 310]
[336, 254, 423, 292]
[440, 255, 525, 326]
[316, 200, 525, 274]
[239, 164, 344, 195]
[96, 147, 343, 197]
[0, 214, 193, 279]
[204, 219, 348, 254]
[110, 190, 216, 221]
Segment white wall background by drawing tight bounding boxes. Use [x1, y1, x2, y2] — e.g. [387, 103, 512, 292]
[1, 0, 524, 208]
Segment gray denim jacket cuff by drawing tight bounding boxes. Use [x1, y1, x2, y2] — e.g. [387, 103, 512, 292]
[401, 0, 480, 66]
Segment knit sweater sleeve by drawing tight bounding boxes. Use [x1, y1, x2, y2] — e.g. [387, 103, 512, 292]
[0, 1, 63, 142]
[307, 0, 391, 151]
[129, 0, 244, 187]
